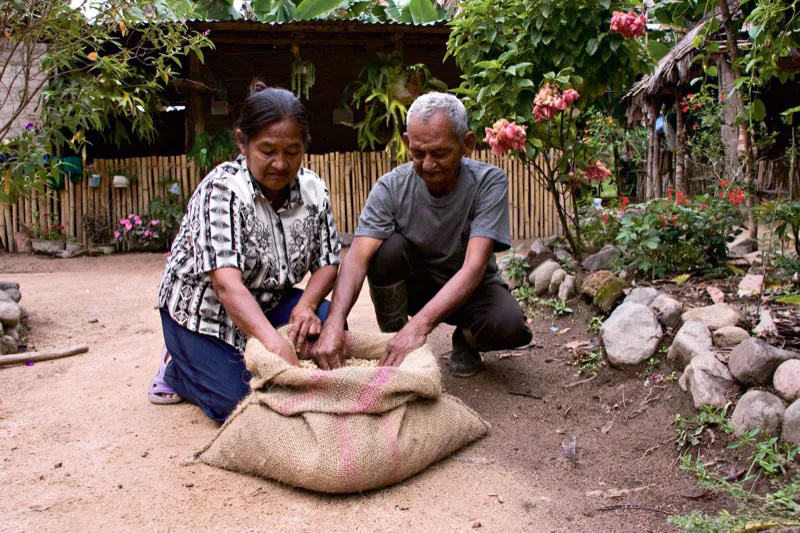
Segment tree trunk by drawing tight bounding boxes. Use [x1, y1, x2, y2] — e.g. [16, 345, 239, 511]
[718, 0, 757, 239]
[646, 100, 658, 199]
[675, 101, 687, 194]
[717, 58, 741, 180]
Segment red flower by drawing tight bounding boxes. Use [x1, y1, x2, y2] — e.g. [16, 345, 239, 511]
[602, 214, 609, 224]
[485, 119, 527, 156]
[720, 179, 730, 187]
[667, 188, 674, 201]
[673, 221, 678, 227]
[585, 160, 612, 183]
[610, 11, 647, 38]
[700, 204, 708, 210]
[658, 215, 664, 221]
[719, 192, 725, 199]
[663, 220, 669, 227]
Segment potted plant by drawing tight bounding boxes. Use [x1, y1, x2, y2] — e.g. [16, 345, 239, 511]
[82, 204, 116, 254]
[65, 236, 85, 256]
[115, 212, 167, 252]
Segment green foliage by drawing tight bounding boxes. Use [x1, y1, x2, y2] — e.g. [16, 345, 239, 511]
[502, 246, 530, 287]
[512, 285, 539, 317]
[82, 203, 113, 244]
[188, 128, 239, 174]
[545, 298, 573, 316]
[755, 200, 800, 257]
[446, 0, 651, 256]
[252, 0, 448, 22]
[673, 403, 732, 450]
[615, 184, 746, 279]
[670, 416, 800, 531]
[342, 52, 447, 162]
[577, 349, 602, 376]
[587, 316, 604, 334]
[579, 204, 621, 252]
[147, 194, 186, 242]
[0, 0, 212, 203]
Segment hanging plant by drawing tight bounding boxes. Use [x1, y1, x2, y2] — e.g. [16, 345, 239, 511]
[291, 59, 315, 100]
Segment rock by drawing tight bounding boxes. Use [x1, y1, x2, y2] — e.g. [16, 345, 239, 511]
[737, 274, 763, 298]
[729, 235, 758, 257]
[549, 269, 567, 296]
[558, 275, 578, 301]
[3, 288, 21, 303]
[667, 321, 713, 368]
[582, 244, 622, 272]
[706, 286, 726, 304]
[526, 240, 557, 272]
[782, 400, 800, 445]
[0, 301, 22, 327]
[0, 335, 16, 355]
[0, 291, 13, 304]
[529, 260, 562, 296]
[731, 390, 785, 437]
[7, 324, 20, 343]
[554, 249, 578, 272]
[649, 294, 682, 329]
[744, 251, 762, 266]
[582, 271, 615, 299]
[0, 282, 19, 291]
[728, 338, 800, 386]
[681, 303, 740, 331]
[593, 277, 629, 313]
[600, 303, 663, 367]
[753, 309, 778, 337]
[681, 354, 734, 409]
[712, 326, 751, 349]
[623, 287, 659, 306]
[773, 360, 800, 402]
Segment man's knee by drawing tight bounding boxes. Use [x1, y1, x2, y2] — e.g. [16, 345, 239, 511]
[467, 297, 531, 350]
[367, 233, 412, 286]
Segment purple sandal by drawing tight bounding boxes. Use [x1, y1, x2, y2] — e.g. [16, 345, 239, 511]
[148, 348, 183, 405]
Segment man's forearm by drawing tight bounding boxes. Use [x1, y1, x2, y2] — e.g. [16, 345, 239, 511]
[324, 252, 369, 329]
[413, 264, 484, 333]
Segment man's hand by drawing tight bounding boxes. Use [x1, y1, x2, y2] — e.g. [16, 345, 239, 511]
[380, 319, 429, 367]
[309, 326, 347, 370]
[288, 301, 322, 356]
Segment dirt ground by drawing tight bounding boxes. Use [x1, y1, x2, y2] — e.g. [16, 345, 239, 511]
[0, 252, 729, 532]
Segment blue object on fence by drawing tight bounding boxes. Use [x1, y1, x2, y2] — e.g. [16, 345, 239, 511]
[168, 182, 180, 196]
[655, 115, 665, 134]
[88, 174, 101, 187]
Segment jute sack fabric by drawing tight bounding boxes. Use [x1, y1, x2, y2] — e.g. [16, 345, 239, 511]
[197, 329, 489, 493]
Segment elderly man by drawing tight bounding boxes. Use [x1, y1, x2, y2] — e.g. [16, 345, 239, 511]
[312, 92, 531, 376]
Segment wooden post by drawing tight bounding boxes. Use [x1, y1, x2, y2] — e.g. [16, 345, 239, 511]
[187, 52, 205, 152]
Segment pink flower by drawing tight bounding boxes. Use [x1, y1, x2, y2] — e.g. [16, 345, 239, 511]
[120, 218, 127, 224]
[585, 160, 612, 183]
[533, 83, 579, 122]
[128, 214, 135, 219]
[144, 230, 153, 238]
[484, 119, 527, 156]
[610, 11, 647, 38]
[151, 219, 159, 226]
[114, 231, 121, 239]
[133, 217, 142, 225]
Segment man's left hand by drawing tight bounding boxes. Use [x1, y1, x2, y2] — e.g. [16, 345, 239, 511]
[380, 319, 429, 367]
[289, 301, 322, 356]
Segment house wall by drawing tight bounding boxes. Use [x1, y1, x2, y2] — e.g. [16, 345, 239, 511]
[0, 42, 47, 139]
[198, 40, 462, 154]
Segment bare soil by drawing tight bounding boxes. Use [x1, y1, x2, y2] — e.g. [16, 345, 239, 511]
[0, 252, 730, 532]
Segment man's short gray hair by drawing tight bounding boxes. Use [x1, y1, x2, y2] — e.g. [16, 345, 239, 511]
[407, 92, 469, 140]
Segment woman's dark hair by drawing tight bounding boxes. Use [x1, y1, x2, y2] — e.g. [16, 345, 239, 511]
[236, 79, 311, 148]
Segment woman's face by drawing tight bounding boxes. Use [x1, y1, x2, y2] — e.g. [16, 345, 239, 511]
[236, 118, 305, 194]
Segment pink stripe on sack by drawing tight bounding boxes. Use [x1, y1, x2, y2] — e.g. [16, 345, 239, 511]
[275, 370, 328, 415]
[334, 415, 357, 478]
[380, 411, 403, 475]
[346, 366, 395, 414]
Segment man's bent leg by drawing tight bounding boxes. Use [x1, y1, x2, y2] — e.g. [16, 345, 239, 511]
[455, 283, 532, 351]
[367, 233, 413, 333]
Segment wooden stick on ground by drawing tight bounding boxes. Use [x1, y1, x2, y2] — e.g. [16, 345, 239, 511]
[0, 344, 89, 367]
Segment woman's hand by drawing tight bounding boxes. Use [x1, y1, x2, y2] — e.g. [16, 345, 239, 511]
[289, 300, 322, 356]
[309, 325, 346, 370]
[266, 331, 300, 366]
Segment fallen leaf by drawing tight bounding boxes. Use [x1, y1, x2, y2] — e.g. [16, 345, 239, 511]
[600, 420, 615, 435]
[777, 294, 800, 305]
[673, 274, 691, 285]
[558, 328, 571, 335]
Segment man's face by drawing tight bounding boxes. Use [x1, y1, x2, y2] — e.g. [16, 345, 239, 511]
[403, 112, 475, 196]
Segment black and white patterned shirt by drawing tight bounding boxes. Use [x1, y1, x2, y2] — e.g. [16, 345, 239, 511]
[157, 155, 341, 351]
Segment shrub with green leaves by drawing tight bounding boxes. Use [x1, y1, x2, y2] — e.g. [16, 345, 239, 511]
[616, 183, 745, 279]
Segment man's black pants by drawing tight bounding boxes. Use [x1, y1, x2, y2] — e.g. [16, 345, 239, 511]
[367, 233, 532, 351]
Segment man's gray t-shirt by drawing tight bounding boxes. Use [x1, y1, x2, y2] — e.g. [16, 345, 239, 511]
[355, 158, 511, 286]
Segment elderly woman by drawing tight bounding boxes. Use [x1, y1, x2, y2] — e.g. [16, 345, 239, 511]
[148, 82, 340, 423]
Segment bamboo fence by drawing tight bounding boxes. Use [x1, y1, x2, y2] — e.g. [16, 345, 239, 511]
[0, 150, 562, 252]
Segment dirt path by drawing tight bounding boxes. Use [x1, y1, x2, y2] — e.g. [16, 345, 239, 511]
[0, 253, 724, 532]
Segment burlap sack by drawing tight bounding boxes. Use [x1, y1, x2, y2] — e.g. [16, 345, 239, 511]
[197, 329, 489, 493]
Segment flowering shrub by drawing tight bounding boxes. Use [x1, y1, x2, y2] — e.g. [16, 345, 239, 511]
[616, 182, 746, 278]
[533, 83, 580, 123]
[579, 204, 621, 252]
[115, 213, 167, 249]
[484, 119, 527, 156]
[584, 160, 612, 183]
[30, 210, 65, 241]
[610, 11, 647, 39]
